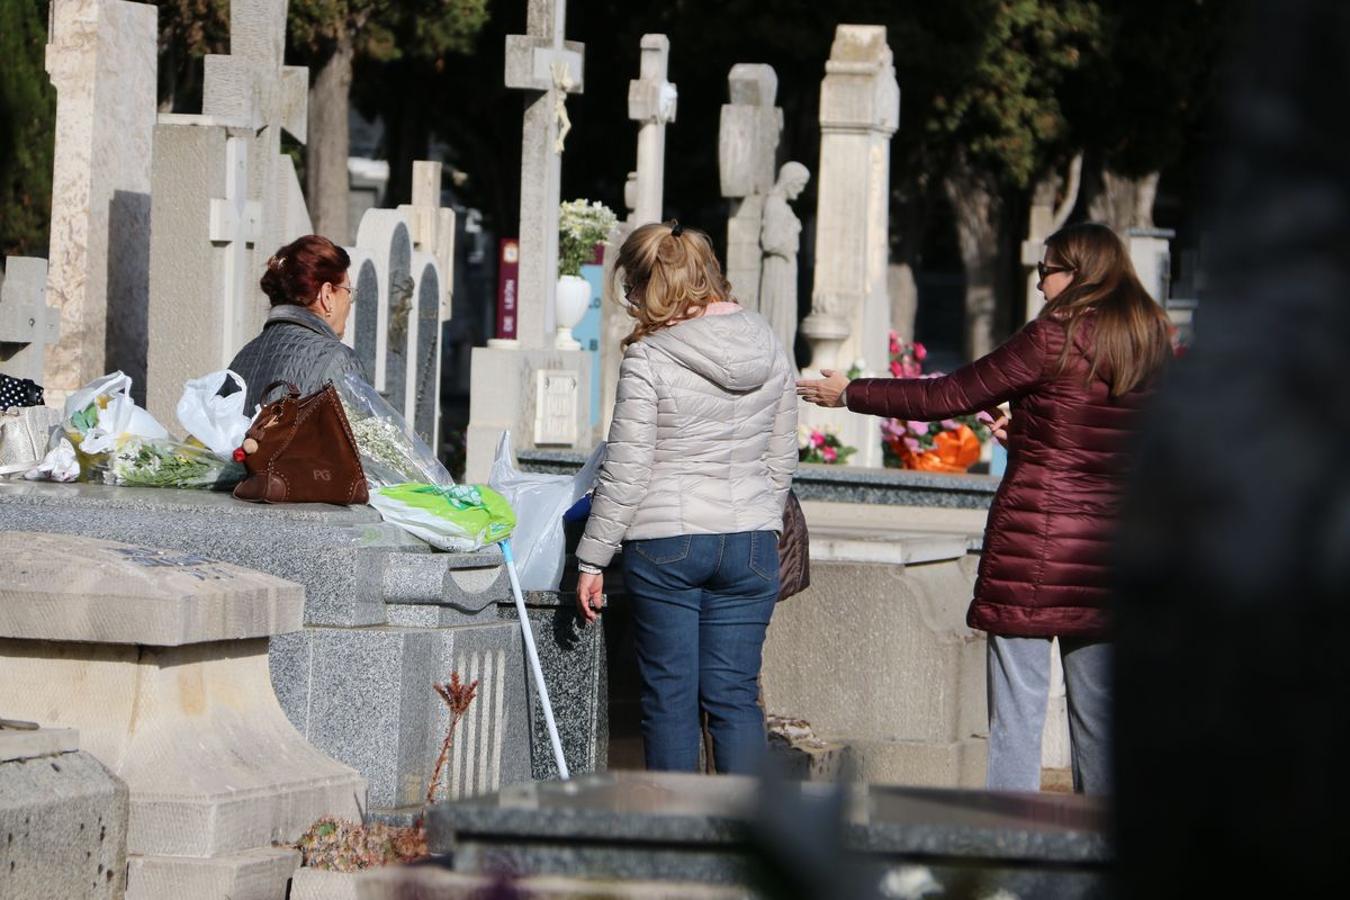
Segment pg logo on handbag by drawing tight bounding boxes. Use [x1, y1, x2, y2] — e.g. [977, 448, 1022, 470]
[312, 469, 333, 482]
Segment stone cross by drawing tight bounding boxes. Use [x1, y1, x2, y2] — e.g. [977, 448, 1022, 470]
[0, 257, 57, 384]
[42, 0, 157, 402]
[799, 26, 900, 468]
[505, 0, 585, 349]
[719, 65, 783, 311]
[202, 0, 309, 330]
[207, 136, 262, 364]
[627, 34, 678, 226]
[398, 161, 457, 320]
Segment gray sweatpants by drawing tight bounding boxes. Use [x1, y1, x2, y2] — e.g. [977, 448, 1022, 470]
[986, 635, 1112, 795]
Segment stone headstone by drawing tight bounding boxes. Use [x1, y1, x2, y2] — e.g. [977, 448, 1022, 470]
[42, 0, 157, 404]
[759, 161, 810, 363]
[144, 0, 311, 424]
[719, 64, 783, 310]
[0, 530, 363, 899]
[800, 25, 900, 468]
[505, 0, 585, 349]
[627, 34, 677, 227]
[1127, 227, 1174, 305]
[0, 725, 128, 900]
[0, 257, 58, 383]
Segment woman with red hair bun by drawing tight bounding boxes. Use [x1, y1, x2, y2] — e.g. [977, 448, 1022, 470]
[229, 234, 368, 410]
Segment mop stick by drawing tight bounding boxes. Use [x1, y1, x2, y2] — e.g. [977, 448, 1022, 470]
[499, 539, 570, 780]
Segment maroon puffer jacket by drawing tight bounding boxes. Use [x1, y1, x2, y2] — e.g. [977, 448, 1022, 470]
[846, 317, 1153, 639]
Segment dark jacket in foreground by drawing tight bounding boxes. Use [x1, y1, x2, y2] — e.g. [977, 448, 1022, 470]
[228, 305, 367, 412]
[846, 317, 1153, 639]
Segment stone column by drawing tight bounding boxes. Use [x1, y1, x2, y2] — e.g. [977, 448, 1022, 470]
[718, 65, 782, 310]
[1127, 227, 1175, 305]
[627, 34, 677, 226]
[42, 0, 156, 403]
[799, 26, 900, 469]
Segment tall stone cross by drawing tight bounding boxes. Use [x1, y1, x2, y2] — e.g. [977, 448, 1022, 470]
[627, 34, 678, 227]
[202, 0, 308, 336]
[505, 0, 585, 349]
[207, 137, 262, 362]
[719, 65, 783, 311]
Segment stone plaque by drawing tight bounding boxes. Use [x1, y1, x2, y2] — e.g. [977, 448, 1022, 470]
[533, 369, 579, 446]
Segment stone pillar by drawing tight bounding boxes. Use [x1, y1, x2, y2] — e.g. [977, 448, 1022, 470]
[799, 25, 900, 468]
[504, 0, 585, 349]
[627, 34, 677, 226]
[42, 0, 156, 404]
[1127, 227, 1175, 305]
[718, 65, 782, 310]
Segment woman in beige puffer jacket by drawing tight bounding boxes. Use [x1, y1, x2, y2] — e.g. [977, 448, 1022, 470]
[575, 221, 798, 774]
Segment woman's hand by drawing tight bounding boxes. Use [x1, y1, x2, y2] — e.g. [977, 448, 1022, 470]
[989, 414, 1010, 446]
[576, 571, 605, 624]
[795, 369, 851, 408]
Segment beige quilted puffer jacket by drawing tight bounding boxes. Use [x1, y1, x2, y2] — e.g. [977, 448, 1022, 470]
[576, 307, 798, 569]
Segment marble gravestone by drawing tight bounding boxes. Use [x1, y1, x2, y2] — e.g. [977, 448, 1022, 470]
[429, 772, 1110, 898]
[759, 161, 810, 364]
[799, 25, 900, 468]
[465, 0, 593, 482]
[0, 530, 364, 900]
[144, 0, 311, 423]
[626, 34, 678, 227]
[719, 64, 783, 311]
[42, 0, 157, 404]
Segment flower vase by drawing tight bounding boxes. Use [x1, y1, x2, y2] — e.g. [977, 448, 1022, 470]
[554, 275, 590, 350]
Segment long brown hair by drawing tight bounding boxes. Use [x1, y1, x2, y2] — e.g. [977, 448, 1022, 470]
[1040, 223, 1172, 397]
[615, 221, 734, 347]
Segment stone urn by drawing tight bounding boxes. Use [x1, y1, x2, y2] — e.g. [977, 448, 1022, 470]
[554, 274, 591, 350]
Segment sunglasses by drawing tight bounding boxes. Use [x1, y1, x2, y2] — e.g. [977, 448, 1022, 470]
[1037, 262, 1074, 280]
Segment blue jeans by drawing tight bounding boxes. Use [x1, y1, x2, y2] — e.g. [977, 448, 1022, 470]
[621, 531, 779, 774]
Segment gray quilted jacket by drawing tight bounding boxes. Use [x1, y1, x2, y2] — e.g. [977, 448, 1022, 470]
[576, 308, 798, 569]
[228, 305, 367, 412]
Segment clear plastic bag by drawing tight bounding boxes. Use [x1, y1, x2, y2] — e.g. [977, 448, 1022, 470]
[335, 373, 454, 489]
[101, 436, 245, 490]
[368, 483, 516, 552]
[488, 431, 606, 590]
[177, 369, 251, 461]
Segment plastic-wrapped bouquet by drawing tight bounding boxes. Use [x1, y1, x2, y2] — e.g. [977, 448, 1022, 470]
[880, 331, 994, 472]
[104, 436, 244, 489]
[335, 374, 454, 489]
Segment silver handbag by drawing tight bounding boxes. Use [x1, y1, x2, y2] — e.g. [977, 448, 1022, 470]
[0, 405, 61, 476]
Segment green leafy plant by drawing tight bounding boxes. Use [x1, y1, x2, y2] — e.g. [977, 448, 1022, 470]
[558, 199, 617, 277]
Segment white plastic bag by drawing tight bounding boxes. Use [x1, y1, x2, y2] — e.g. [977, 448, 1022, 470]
[63, 371, 167, 455]
[488, 431, 606, 591]
[24, 437, 80, 482]
[177, 370, 251, 461]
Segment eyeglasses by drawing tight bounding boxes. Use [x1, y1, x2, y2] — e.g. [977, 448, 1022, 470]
[334, 283, 357, 302]
[1037, 262, 1073, 280]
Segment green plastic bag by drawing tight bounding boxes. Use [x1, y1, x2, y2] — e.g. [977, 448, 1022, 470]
[369, 483, 516, 551]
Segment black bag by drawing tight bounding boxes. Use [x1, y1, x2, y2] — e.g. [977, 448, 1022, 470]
[0, 374, 44, 410]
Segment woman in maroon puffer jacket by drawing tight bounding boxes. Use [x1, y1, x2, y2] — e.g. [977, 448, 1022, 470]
[797, 223, 1171, 795]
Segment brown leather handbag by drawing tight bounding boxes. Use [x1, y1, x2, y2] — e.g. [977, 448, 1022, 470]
[777, 489, 810, 601]
[232, 381, 369, 505]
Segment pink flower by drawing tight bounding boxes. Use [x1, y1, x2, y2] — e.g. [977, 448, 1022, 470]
[907, 420, 930, 436]
[913, 342, 927, 361]
[902, 436, 921, 453]
[888, 332, 901, 354]
[810, 431, 826, 448]
[889, 360, 903, 377]
[822, 445, 838, 463]
[901, 361, 922, 378]
[975, 410, 995, 424]
[880, 419, 903, 438]
[941, 419, 959, 431]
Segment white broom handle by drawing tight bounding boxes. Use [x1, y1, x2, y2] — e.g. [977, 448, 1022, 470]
[499, 540, 570, 780]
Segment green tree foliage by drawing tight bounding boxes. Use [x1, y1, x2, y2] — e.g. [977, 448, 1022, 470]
[288, 0, 489, 63]
[0, 0, 56, 258]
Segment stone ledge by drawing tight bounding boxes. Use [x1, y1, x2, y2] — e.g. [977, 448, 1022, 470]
[0, 727, 79, 763]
